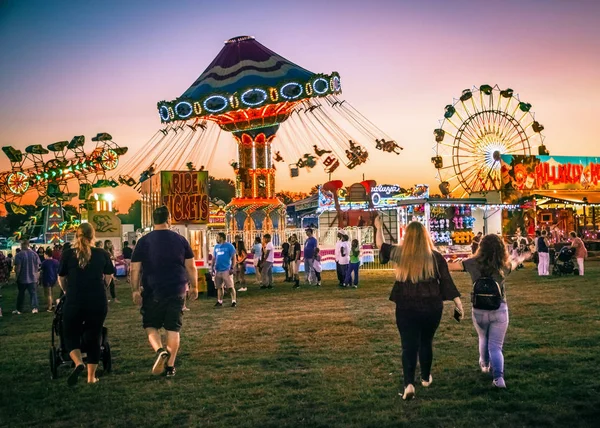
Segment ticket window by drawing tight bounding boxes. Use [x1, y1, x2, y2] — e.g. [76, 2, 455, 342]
[188, 229, 206, 264]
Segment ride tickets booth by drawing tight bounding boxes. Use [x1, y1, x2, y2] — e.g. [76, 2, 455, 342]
[141, 170, 210, 291]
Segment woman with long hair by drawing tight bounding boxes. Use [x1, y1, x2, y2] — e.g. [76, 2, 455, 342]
[460, 233, 528, 389]
[103, 240, 120, 303]
[58, 223, 115, 385]
[236, 240, 248, 292]
[375, 217, 463, 400]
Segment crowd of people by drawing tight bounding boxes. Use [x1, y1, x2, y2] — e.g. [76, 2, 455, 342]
[0, 203, 592, 397]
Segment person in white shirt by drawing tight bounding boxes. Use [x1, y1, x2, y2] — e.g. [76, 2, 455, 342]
[338, 233, 351, 288]
[251, 237, 262, 284]
[260, 234, 275, 289]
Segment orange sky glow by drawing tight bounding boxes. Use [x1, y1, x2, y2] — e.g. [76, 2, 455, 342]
[1, 0, 599, 213]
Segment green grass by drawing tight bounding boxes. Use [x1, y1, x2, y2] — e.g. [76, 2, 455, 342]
[1, 264, 599, 427]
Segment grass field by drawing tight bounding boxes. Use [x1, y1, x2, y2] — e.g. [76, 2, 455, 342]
[1, 264, 599, 427]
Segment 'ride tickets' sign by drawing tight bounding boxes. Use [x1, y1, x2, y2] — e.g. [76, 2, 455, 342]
[161, 171, 209, 224]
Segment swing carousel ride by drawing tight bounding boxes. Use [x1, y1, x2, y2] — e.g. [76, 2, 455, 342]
[0, 133, 127, 241]
[115, 36, 401, 233]
[431, 84, 546, 198]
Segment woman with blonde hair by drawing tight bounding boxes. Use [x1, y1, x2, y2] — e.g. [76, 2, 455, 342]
[375, 217, 463, 400]
[58, 223, 115, 385]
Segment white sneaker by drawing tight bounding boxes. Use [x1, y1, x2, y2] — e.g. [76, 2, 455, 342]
[400, 384, 415, 400]
[32, 308, 38, 314]
[421, 375, 433, 387]
[493, 377, 506, 388]
[238, 287, 247, 292]
[12, 310, 21, 315]
[479, 361, 490, 374]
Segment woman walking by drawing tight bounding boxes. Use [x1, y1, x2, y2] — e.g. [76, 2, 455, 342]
[460, 234, 528, 389]
[58, 223, 115, 385]
[375, 216, 463, 400]
[103, 240, 120, 303]
[236, 240, 248, 292]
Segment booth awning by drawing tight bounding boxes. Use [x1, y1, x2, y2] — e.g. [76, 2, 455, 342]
[533, 191, 600, 205]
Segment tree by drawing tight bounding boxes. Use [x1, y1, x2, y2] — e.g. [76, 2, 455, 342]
[209, 176, 235, 204]
[117, 200, 142, 230]
[309, 185, 320, 195]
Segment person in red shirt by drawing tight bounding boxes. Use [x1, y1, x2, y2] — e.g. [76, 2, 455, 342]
[569, 232, 587, 276]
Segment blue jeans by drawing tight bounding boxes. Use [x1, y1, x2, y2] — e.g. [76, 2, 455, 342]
[304, 258, 315, 284]
[345, 262, 360, 285]
[17, 282, 39, 312]
[472, 303, 509, 379]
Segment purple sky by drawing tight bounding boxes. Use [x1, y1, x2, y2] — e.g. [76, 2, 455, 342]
[1, 0, 599, 211]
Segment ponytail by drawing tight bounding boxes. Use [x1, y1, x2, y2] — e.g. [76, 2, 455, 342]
[72, 223, 95, 268]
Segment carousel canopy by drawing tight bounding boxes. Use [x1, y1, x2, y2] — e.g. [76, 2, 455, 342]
[157, 36, 341, 123]
[183, 36, 314, 100]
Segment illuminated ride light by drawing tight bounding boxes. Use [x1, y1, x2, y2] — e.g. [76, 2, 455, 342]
[280, 82, 303, 100]
[241, 88, 268, 107]
[203, 95, 228, 113]
[175, 101, 193, 119]
[313, 77, 329, 95]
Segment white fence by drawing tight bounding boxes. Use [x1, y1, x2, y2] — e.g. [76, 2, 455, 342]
[207, 226, 374, 249]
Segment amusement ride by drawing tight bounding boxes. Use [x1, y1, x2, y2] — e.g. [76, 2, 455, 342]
[431, 84, 547, 197]
[0, 133, 127, 242]
[114, 36, 401, 233]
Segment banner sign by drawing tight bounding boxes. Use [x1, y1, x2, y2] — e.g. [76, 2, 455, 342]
[319, 184, 429, 210]
[161, 171, 209, 224]
[501, 155, 600, 191]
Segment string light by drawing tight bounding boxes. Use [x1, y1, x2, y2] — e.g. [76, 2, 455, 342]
[203, 95, 228, 113]
[313, 77, 329, 94]
[280, 82, 303, 100]
[159, 106, 170, 121]
[241, 88, 267, 107]
[175, 101, 193, 119]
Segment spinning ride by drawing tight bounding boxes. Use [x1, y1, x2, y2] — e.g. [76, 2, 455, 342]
[118, 36, 400, 234]
[0, 133, 127, 242]
[431, 85, 546, 197]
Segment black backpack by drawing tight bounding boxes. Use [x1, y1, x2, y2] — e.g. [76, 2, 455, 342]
[471, 277, 503, 310]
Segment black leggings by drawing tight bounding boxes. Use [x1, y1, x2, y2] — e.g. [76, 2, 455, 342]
[108, 279, 116, 299]
[62, 302, 107, 364]
[395, 306, 443, 387]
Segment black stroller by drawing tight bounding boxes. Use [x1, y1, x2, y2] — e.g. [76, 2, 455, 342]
[49, 297, 112, 379]
[552, 247, 579, 276]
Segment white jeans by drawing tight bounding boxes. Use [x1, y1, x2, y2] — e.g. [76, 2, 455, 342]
[538, 252, 550, 276]
[576, 258, 584, 276]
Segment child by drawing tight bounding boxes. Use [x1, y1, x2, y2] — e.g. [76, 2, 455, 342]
[345, 239, 360, 288]
[40, 248, 60, 312]
[313, 247, 322, 286]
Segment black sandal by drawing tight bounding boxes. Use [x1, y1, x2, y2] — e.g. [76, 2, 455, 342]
[68, 364, 85, 386]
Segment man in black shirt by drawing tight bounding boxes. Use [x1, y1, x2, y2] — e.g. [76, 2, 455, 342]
[281, 239, 290, 282]
[122, 241, 133, 259]
[131, 206, 198, 377]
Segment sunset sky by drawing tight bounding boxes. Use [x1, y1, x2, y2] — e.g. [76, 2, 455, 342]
[1, 0, 599, 212]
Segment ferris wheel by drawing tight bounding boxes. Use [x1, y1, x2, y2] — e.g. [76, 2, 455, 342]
[432, 84, 546, 197]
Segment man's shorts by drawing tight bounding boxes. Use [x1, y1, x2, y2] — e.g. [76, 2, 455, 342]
[214, 271, 234, 289]
[291, 260, 300, 274]
[141, 295, 185, 332]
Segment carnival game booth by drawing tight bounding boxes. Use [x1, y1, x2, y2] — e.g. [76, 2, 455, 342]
[500, 155, 600, 248]
[140, 170, 210, 291]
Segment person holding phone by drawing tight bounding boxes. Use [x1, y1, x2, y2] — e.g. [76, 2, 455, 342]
[456, 234, 529, 389]
[375, 216, 463, 401]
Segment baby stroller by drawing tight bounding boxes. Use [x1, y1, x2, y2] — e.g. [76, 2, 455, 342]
[552, 247, 579, 276]
[48, 297, 112, 379]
